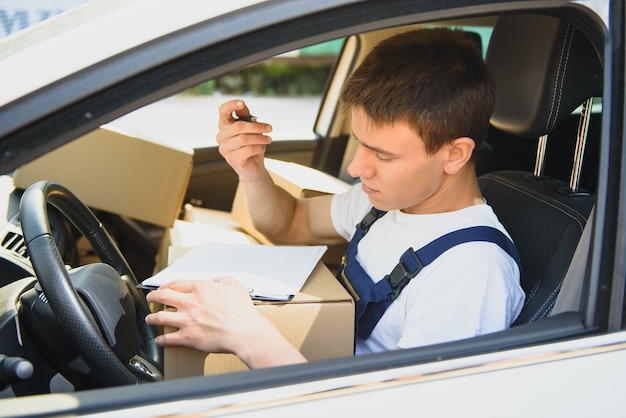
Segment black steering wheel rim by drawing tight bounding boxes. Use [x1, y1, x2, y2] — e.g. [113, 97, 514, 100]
[19, 180, 162, 386]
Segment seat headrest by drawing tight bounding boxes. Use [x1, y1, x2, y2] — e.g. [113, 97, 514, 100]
[486, 14, 602, 138]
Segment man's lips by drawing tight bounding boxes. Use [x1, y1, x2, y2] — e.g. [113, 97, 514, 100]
[361, 183, 378, 195]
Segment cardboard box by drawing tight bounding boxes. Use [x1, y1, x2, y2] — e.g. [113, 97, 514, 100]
[12, 126, 193, 228]
[163, 247, 354, 378]
[231, 158, 351, 265]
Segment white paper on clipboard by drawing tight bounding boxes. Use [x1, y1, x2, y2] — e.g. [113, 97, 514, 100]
[142, 242, 327, 300]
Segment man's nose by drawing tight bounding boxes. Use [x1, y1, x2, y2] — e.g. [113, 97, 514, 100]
[347, 146, 372, 179]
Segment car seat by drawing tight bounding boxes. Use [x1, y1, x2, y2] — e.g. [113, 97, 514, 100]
[479, 14, 602, 324]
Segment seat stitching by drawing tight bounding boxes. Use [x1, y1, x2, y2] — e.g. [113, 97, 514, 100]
[528, 280, 564, 320]
[546, 24, 574, 130]
[525, 277, 541, 303]
[530, 295, 559, 322]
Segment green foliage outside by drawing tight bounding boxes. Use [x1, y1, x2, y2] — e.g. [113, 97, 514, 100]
[184, 39, 343, 97]
[184, 60, 334, 97]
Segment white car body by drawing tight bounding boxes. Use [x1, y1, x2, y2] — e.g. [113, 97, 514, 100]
[0, 0, 623, 416]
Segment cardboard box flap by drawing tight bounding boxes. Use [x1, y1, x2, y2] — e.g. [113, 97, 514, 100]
[12, 126, 193, 228]
[264, 158, 351, 196]
[281, 263, 350, 304]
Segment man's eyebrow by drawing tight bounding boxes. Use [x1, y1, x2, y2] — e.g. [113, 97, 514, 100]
[352, 131, 396, 156]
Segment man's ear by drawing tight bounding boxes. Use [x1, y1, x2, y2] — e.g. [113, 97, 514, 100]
[443, 137, 475, 175]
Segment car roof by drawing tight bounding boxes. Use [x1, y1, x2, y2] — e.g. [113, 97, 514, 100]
[0, 0, 265, 107]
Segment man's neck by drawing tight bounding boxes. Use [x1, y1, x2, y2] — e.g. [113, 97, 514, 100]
[402, 167, 483, 214]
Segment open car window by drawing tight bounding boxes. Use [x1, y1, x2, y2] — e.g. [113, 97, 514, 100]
[109, 39, 344, 149]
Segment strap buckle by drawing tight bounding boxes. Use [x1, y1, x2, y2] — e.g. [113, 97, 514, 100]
[387, 247, 422, 299]
[359, 207, 387, 234]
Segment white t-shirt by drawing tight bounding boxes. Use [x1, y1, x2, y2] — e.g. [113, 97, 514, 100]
[330, 184, 525, 355]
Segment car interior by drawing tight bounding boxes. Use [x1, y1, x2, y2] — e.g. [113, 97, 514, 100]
[0, 6, 608, 398]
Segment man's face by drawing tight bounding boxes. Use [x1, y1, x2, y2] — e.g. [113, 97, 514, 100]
[347, 107, 450, 214]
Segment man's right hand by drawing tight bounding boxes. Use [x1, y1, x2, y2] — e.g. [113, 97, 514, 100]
[216, 99, 273, 182]
[215, 99, 340, 246]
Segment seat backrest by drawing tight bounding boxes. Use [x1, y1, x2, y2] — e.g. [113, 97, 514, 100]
[480, 14, 602, 325]
[479, 172, 595, 323]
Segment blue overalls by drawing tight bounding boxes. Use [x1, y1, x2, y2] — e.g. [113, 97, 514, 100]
[336, 207, 522, 340]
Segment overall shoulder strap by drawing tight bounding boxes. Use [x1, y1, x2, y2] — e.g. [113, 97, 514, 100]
[338, 208, 523, 340]
[357, 207, 387, 235]
[387, 226, 522, 298]
[344, 207, 386, 256]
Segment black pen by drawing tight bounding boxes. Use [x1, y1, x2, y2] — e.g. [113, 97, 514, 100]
[235, 114, 257, 122]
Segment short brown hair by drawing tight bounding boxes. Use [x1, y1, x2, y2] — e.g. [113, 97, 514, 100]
[340, 27, 495, 159]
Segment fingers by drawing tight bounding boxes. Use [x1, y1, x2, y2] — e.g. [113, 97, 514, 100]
[213, 276, 250, 293]
[216, 99, 272, 142]
[147, 278, 247, 301]
[144, 278, 255, 353]
[154, 279, 199, 293]
[217, 132, 271, 156]
[216, 120, 273, 148]
[145, 286, 206, 349]
[213, 275, 241, 286]
[152, 331, 182, 347]
[145, 282, 190, 307]
[145, 306, 194, 347]
[217, 99, 272, 133]
[218, 99, 248, 126]
[145, 312, 205, 349]
[215, 99, 274, 181]
[152, 330, 203, 349]
[145, 309, 181, 329]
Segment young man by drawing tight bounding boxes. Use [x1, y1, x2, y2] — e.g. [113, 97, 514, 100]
[145, 27, 525, 368]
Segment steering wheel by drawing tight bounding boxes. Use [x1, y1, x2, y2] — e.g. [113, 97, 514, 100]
[19, 181, 163, 386]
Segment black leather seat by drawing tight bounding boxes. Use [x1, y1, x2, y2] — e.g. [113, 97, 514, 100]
[479, 14, 602, 324]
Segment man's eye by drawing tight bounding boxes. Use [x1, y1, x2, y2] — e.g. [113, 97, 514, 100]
[377, 153, 393, 161]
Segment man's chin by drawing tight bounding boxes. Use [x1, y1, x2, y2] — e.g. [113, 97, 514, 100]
[365, 196, 393, 211]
